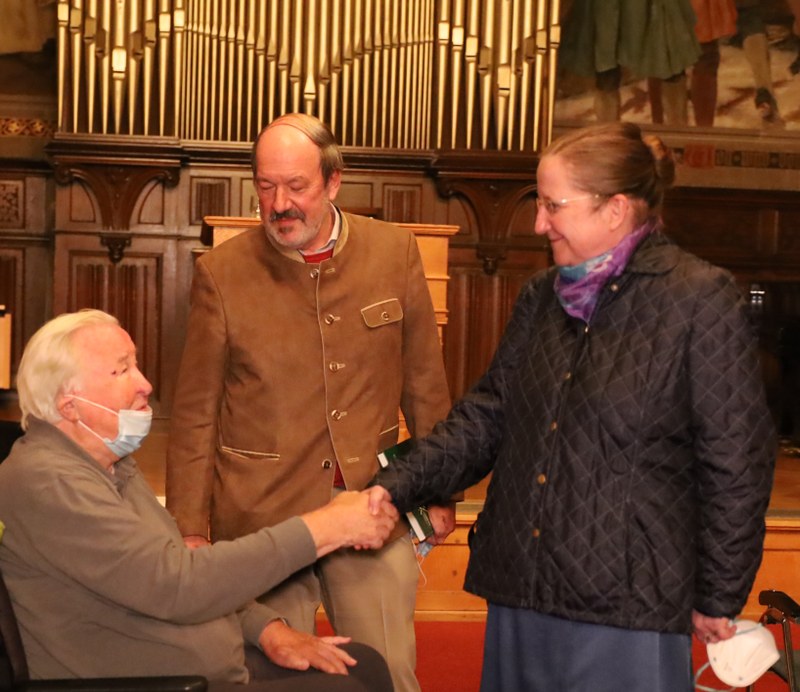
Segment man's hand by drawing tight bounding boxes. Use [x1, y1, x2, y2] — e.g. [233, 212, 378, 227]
[258, 619, 355, 675]
[692, 609, 737, 644]
[301, 490, 399, 557]
[426, 502, 456, 545]
[183, 535, 210, 549]
[366, 485, 393, 515]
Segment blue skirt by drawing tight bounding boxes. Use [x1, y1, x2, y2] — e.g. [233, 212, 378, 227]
[480, 604, 693, 692]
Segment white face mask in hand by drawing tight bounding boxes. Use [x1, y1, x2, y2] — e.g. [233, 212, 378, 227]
[695, 619, 780, 691]
[71, 395, 153, 458]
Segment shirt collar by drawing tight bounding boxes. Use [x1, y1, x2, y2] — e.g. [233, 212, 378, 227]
[298, 204, 340, 259]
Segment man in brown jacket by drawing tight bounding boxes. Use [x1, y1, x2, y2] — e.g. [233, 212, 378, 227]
[167, 113, 453, 692]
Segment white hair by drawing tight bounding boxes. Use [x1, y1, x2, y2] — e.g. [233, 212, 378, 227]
[17, 310, 119, 430]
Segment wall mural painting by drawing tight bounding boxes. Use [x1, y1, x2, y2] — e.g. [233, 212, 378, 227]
[554, 0, 800, 133]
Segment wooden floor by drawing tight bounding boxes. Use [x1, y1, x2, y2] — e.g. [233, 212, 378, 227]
[769, 449, 800, 516]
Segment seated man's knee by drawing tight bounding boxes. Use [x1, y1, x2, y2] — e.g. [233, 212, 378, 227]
[340, 643, 393, 691]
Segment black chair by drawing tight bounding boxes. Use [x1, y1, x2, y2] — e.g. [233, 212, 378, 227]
[0, 563, 207, 691]
[0, 421, 23, 466]
[746, 589, 800, 692]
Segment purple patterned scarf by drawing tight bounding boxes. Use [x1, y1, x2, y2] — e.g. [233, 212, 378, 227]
[554, 219, 658, 323]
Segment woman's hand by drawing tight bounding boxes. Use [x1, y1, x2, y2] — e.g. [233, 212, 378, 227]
[692, 609, 737, 644]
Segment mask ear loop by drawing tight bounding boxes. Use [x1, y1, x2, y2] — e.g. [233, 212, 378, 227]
[693, 620, 768, 692]
[411, 532, 432, 588]
[694, 661, 735, 692]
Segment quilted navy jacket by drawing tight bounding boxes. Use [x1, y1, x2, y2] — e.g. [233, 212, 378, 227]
[380, 232, 776, 634]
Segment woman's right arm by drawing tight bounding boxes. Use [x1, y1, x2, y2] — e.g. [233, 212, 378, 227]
[377, 274, 546, 511]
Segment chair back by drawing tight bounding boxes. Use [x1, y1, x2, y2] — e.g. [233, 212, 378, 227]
[0, 563, 28, 688]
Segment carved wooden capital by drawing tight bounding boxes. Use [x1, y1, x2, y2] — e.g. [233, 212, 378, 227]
[100, 233, 132, 264]
[47, 134, 184, 231]
[429, 150, 539, 245]
[476, 244, 507, 276]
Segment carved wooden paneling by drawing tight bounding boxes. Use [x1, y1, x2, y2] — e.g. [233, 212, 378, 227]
[663, 187, 800, 268]
[48, 135, 183, 232]
[444, 246, 548, 401]
[0, 240, 51, 385]
[0, 249, 23, 379]
[661, 187, 800, 443]
[190, 177, 230, 225]
[383, 185, 423, 223]
[53, 233, 178, 415]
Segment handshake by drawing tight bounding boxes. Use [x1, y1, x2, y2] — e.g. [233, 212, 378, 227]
[301, 486, 398, 558]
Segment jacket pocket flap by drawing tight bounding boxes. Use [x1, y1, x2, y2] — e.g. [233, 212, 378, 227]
[361, 299, 403, 328]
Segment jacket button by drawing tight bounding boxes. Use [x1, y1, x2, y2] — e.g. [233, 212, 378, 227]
[550, 421, 558, 432]
[584, 325, 590, 334]
[322, 459, 333, 469]
[532, 528, 541, 538]
[536, 474, 547, 485]
[329, 361, 345, 372]
[563, 371, 571, 381]
[310, 268, 320, 279]
[609, 283, 619, 292]
[331, 409, 347, 420]
[381, 311, 390, 321]
[324, 314, 338, 325]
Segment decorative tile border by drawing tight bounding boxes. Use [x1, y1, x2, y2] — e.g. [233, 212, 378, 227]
[0, 180, 24, 228]
[0, 117, 55, 138]
[675, 144, 800, 171]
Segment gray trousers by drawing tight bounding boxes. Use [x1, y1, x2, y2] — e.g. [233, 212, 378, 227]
[207, 642, 393, 691]
[257, 534, 420, 692]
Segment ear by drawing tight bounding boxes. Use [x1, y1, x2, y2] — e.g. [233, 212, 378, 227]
[56, 393, 79, 423]
[326, 170, 342, 202]
[604, 193, 634, 233]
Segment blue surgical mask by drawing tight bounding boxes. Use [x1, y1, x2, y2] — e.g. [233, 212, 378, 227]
[71, 395, 152, 458]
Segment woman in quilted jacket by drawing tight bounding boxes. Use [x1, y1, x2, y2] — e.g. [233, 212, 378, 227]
[373, 122, 776, 691]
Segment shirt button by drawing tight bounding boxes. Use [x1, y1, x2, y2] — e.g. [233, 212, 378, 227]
[536, 474, 547, 485]
[310, 268, 320, 279]
[550, 421, 558, 432]
[322, 459, 333, 469]
[532, 528, 541, 538]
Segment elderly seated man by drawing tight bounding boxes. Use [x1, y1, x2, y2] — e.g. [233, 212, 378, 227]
[0, 309, 397, 692]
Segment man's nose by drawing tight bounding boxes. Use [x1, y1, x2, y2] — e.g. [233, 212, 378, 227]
[272, 186, 291, 211]
[135, 367, 153, 396]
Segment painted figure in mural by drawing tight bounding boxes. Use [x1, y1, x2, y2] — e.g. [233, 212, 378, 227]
[558, 0, 701, 122]
[648, 0, 737, 126]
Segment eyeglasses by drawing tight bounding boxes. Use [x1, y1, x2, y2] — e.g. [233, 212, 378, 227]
[536, 193, 601, 216]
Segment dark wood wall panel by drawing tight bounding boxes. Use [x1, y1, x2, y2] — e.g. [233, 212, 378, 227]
[0, 167, 52, 386]
[53, 234, 177, 415]
[444, 247, 549, 401]
[0, 249, 23, 377]
[661, 187, 800, 442]
[33, 143, 800, 448]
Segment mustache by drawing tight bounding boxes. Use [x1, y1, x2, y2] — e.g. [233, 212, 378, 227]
[269, 210, 305, 223]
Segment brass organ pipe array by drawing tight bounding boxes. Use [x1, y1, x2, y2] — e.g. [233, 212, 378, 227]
[56, 0, 558, 150]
